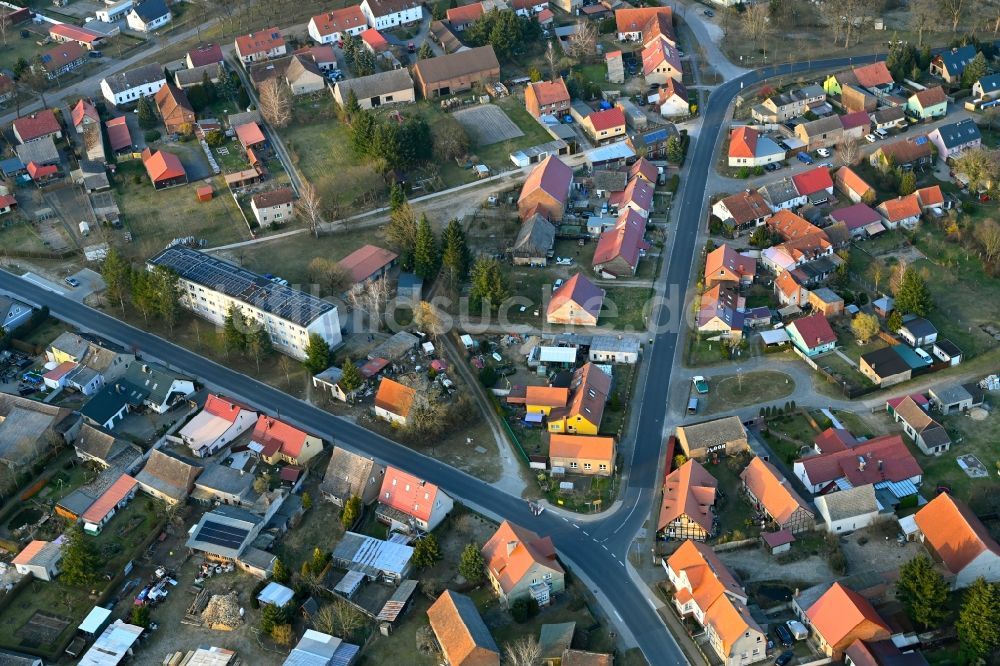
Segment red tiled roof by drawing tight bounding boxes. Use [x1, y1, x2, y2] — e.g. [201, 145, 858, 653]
[886, 393, 929, 411]
[446, 2, 484, 24]
[187, 44, 224, 67]
[547, 273, 604, 321]
[142, 149, 185, 182]
[251, 415, 312, 459]
[27, 162, 57, 180]
[593, 211, 647, 272]
[12, 540, 50, 566]
[375, 378, 416, 418]
[379, 466, 443, 523]
[740, 457, 812, 526]
[729, 126, 757, 159]
[911, 86, 947, 108]
[610, 177, 654, 212]
[628, 157, 657, 184]
[718, 190, 770, 225]
[641, 37, 680, 77]
[536, 8, 553, 23]
[482, 520, 563, 594]
[44, 361, 76, 381]
[106, 116, 132, 152]
[659, 459, 718, 532]
[813, 428, 858, 454]
[877, 194, 921, 222]
[12, 110, 60, 143]
[916, 185, 944, 207]
[797, 434, 921, 487]
[235, 122, 266, 148]
[705, 244, 756, 282]
[914, 492, 1000, 576]
[203, 394, 251, 423]
[71, 99, 99, 128]
[615, 7, 673, 38]
[50, 23, 103, 44]
[792, 166, 833, 196]
[82, 474, 137, 524]
[339, 244, 399, 283]
[806, 583, 890, 649]
[788, 313, 837, 348]
[0, 194, 15, 209]
[587, 107, 625, 132]
[235, 28, 285, 58]
[310, 6, 367, 38]
[251, 187, 294, 209]
[38, 42, 86, 74]
[834, 166, 873, 198]
[852, 62, 894, 89]
[527, 78, 570, 107]
[360, 28, 390, 52]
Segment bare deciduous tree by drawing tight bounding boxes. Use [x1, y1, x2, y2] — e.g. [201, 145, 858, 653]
[837, 139, 863, 166]
[871, 259, 885, 295]
[296, 180, 324, 237]
[741, 4, 770, 45]
[413, 300, 445, 339]
[0, 12, 10, 47]
[938, 0, 966, 33]
[312, 600, 364, 638]
[348, 276, 391, 331]
[545, 40, 559, 81]
[503, 636, 541, 666]
[307, 257, 350, 294]
[976, 219, 1000, 263]
[258, 78, 292, 128]
[910, 0, 939, 46]
[565, 20, 597, 61]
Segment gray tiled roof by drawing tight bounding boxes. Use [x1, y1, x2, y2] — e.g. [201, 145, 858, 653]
[816, 484, 877, 522]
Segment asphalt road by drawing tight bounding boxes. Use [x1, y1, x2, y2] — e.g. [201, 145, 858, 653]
[0, 52, 883, 664]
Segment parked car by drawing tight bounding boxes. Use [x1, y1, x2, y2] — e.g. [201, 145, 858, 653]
[796, 152, 814, 164]
[764, 163, 778, 172]
[64, 277, 81, 288]
[865, 134, 877, 143]
[774, 624, 793, 647]
[774, 651, 795, 666]
[704, 8, 714, 16]
[816, 148, 831, 158]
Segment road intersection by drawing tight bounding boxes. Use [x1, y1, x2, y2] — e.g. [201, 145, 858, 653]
[0, 50, 884, 664]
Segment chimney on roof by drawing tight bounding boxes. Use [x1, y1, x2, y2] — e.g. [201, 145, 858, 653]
[858, 456, 866, 471]
[878, 460, 883, 471]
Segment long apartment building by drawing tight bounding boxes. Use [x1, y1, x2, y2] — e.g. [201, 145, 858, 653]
[148, 247, 342, 360]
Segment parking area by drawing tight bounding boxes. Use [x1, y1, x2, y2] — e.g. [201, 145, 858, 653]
[20, 268, 104, 303]
[452, 104, 524, 146]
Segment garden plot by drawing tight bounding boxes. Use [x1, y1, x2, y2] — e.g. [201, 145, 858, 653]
[452, 105, 524, 146]
[16, 611, 70, 649]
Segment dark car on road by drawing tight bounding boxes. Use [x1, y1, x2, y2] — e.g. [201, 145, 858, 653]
[774, 650, 794, 666]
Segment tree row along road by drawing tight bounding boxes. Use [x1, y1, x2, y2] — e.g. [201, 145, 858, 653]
[0, 53, 881, 664]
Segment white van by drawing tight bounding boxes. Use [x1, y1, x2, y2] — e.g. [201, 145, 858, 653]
[874, 128, 889, 139]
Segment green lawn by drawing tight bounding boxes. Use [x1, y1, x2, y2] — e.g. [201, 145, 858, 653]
[916, 409, 1000, 513]
[112, 161, 249, 260]
[703, 371, 795, 415]
[599, 287, 652, 331]
[761, 411, 820, 464]
[707, 453, 758, 542]
[815, 351, 873, 393]
[0, 221, 52, 256]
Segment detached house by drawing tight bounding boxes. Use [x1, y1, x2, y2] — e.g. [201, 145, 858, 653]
[973, 73, 1000, 102]
[549, 434, 615, 476]
[235, 28, 287, 64]
[711, 189, 772, 235]
[525, 78, 570, 118]
[697, 285, 744, 340]
[547, 273, 604, 327]
[704, 244, 756, 288]
[377, 466, 453, 532]
[308, 6, 368, 44]
[135, 449, 201, 504]
[332, 68, 415, 110]
[805, 583, 890, 660]
[592, 212, 647, 277]
[927, 118, 981, 163]
[374, 377, 416, 425]
[889, 395, 950, 456]
[546, 363, 612, 435]
[250, 188, 295, 227]
[727, 126, 784, 168]
[759, 178, 806, 212]
[249, 415, 322, 465]
[930, 45, 977, 84]
[127, 0, 171, 32]
[793, 433, 921, 494]
[869, 137, 934, 170]
[914, 492, 1000, 589]
[641, 37, 682, 85]
[791, 166, 834, 205]
[654, 77, 689, 118]
[11, 110, 62, 144]
[35, 42, 87, 80]
[740, 457, 814, 533]
[178, 394, 257, 458]
[615, 7, 675, 45]
[518, 154, 573, 222]
[667, 540, 768, 666]
[907, 87, 948, 120]
[482, 521, 565, 607]
[658, 459, 718, 541]
[876, 194, 921, 229]
[141, 148, 187, 189]
[581, 107, 627, 145]
[446, 3, 483, 31]
[786, 313, 837, 357]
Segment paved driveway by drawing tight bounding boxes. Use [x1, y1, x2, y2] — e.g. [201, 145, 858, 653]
[19, 268, 105, 303]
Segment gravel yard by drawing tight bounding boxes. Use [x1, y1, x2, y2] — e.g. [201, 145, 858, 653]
[718, 547, 835, 586]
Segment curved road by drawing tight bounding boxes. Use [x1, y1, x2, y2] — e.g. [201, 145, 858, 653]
[0, 53, 881, 664]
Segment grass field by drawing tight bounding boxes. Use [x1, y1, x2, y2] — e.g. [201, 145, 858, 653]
[0, 222, 51, 257]
[112, 161, 249, 260]
[702, 370, 795, 414]
[599, 287, 653, 331]
[918, 410, 1000, 513]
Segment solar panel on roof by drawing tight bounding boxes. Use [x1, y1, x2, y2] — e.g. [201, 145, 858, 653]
[914, 136, 927, 145]
[197, 520, 250, 550]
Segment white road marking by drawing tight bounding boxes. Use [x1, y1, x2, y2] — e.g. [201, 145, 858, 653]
[582, 530, 589, 536]
[614, 610, 623, 622]
[618, 560, 625, 568]
[647, 598, 658, 610]
[573, 523, 580, 529]
[602, 544, 609, 551]
[613, 496, 642, 534]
